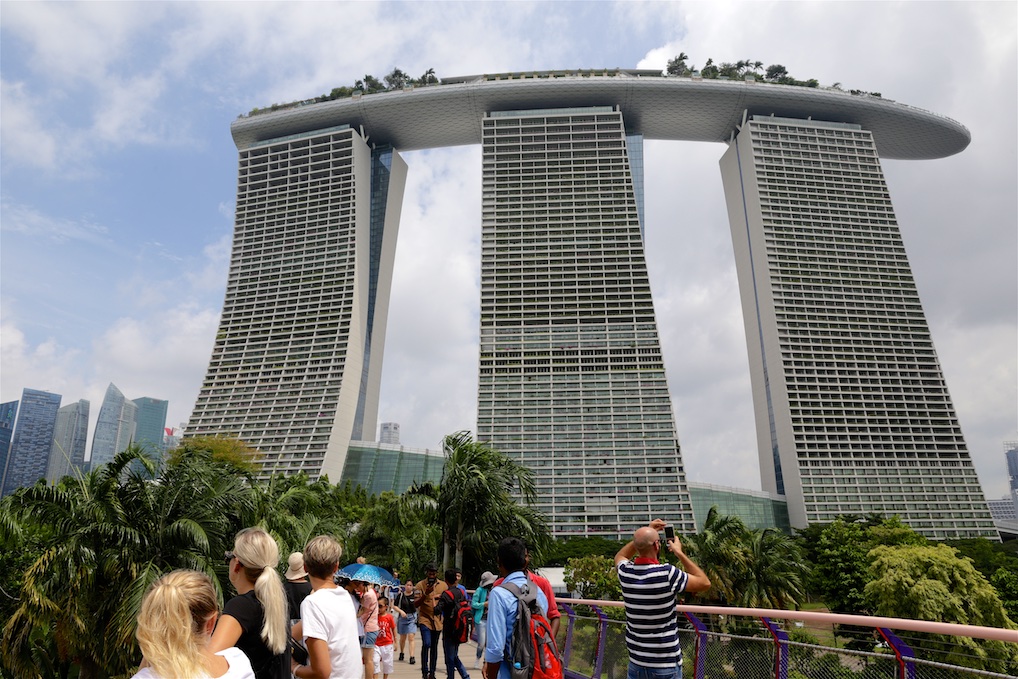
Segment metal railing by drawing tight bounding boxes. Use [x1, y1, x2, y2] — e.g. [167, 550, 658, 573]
[553, 599, 1018, 679]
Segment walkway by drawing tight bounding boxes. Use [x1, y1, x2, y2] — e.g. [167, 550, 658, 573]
[385, 638, 485, 679]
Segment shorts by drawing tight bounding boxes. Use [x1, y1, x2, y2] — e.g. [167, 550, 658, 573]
[374, 643, 394, 674]
[362, 630, 379, 648]
[397, 615, 418, 635]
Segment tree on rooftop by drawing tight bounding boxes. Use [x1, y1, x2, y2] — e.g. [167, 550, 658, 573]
[384, 67, 411, 90]
[765, 64, 789, 81]
[666, 52, 690, 76]
[417, 68, 439, 86]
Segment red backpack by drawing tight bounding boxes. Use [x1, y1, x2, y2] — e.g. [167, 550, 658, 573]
[498, 578, 563, 679]
[441, 587, 473, 644]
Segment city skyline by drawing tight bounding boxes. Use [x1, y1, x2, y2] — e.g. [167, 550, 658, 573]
[1, 2, 1015, 500]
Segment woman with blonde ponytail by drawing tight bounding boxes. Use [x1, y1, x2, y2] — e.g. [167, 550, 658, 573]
[133, 570, 255, 679]
[210, 528, 291, 679]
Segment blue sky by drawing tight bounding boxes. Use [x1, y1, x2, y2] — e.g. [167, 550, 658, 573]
[1, 1, 1015, 499]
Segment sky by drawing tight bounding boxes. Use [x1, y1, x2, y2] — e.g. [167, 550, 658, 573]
[1, 1, 1015, 500]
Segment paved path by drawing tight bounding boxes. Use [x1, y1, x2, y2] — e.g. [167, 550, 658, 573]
[383, 638, 485, 679]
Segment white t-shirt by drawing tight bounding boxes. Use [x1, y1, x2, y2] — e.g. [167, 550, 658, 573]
[300, 586, 363, 679]
[132, 646, 255, 679]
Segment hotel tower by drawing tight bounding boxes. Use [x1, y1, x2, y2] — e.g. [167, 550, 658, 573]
[721, 115, 995, 538]
[477, 107, 693, 536]
[190, 70, 995, 539]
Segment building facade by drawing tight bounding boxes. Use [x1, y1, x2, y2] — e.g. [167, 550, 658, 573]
[187, 126, 407, 481]
[687, 482, 791, 534]
[0, 400, 18, 490]
[191, 71, 993, 539]
[720, 115, 995, 539]
[1006, 442, 1018, 510]
[379, 422, 400, 445]
[476, 106, 693, 537]
[89, 383, 137, 471]
[2, 389, 61, 496]
[341, 440, 444, 495]
[46, 399, 89, 484]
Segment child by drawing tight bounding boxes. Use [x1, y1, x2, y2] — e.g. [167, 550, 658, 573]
[373, 596, 401, 679]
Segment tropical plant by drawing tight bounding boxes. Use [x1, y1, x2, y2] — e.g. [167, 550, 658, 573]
[684, 506, 807, 610]
[436, 431, 550, 571]
[1, 444, 251, 679]
[865, 543, 1018, 673]
[347, 489, 441, 575]
[563, 554, 621, 600]
[390, 429, 549, 574]
[683, 506, 750, 604]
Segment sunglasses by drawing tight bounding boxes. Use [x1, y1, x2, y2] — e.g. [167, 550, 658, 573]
[224, 551, 235, 565]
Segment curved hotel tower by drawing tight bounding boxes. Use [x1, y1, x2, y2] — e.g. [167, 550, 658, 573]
[189, 70, 995, 539]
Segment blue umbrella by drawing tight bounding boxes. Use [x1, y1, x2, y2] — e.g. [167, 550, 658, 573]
[337, 563, 400, 587]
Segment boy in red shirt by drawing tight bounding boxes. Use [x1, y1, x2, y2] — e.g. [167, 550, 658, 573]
[373, 596, 398, 679]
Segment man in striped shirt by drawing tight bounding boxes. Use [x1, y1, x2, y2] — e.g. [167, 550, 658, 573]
[614, 519, 711, 679]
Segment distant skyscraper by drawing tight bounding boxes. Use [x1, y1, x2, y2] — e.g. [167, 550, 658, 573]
[133, 397, 169, 459]
[0, 400, 20, 492]
[379, 422, 400, 445]
[89, 383, 138, 471]
[46, 399, 89, 484]
[2, 389, 61, 496]
[476, 106, 693, 538]
[720, 115, 996, 539]
[1005, 441, 1018, 511]
[188, 127, 407, 481]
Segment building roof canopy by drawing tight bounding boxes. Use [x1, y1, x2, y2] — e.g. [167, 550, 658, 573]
[231, 73, 969, 160]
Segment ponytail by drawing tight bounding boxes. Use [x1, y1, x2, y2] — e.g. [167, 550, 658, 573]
[233, 528, 288, 654]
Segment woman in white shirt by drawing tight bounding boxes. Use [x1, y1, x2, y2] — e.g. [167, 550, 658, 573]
[134, 569, 255, 679]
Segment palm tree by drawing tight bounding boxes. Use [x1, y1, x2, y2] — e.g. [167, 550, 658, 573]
[348, 490, 441, 574]
[684, 505, 749, 605]
[437, 431, 549, 570]
[736, 528, 806, 609]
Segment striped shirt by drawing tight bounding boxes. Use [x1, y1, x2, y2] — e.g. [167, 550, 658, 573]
[616, 560, 688, 668]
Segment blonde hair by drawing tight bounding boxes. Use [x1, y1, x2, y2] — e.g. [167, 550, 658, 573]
[304, 535, 343, 579]
[233, 527, 288, 654]
[136, 570, 218, 679]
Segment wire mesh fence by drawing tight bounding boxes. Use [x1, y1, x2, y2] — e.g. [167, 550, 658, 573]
[557, 605, 1017, 679]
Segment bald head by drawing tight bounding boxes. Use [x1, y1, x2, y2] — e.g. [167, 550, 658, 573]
[633, 526, 659, 555]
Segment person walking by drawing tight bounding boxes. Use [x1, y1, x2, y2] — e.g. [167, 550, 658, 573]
[613, 519, 711, 679]
[211, 527, 290, 679]
[437, 569, 470, 679]
[355, 580, 380, 679]
[482, 538, 548, 679]
[414, 563, 447, 679]
[470, 572, 496, 670]
[394, 579, 418, 664]
[291, 535, 362, 679]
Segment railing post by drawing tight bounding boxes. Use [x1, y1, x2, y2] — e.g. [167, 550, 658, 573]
[682, 612, 708, 679]
[759, 617, 788, 679]
[878, 628, 915, 679]
[560, 603, 577, 667]
[590, 605, 608, 679]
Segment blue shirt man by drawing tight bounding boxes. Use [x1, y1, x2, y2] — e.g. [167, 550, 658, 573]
[482, 538, 548, 679]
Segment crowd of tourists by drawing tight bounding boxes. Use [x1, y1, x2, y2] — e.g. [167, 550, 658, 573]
[131, 520, 707, 679]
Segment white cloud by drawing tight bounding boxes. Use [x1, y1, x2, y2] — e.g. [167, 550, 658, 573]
[0, 200, 110, 244]
[0, 80, 60, 169]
